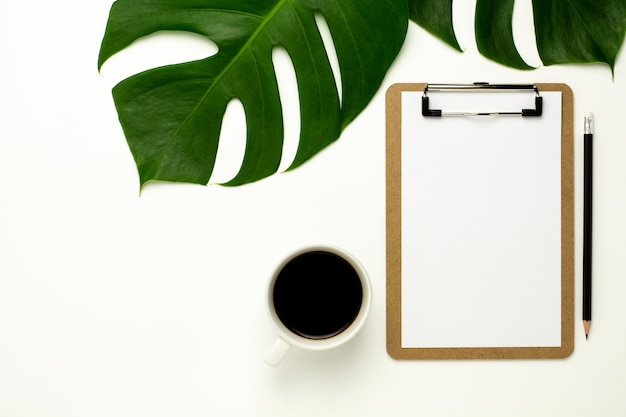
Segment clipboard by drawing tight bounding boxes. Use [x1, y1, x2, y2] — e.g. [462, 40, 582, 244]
[386, 83, 574, 360]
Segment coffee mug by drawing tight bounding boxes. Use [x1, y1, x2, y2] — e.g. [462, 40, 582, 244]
[265, 246, 371, 366]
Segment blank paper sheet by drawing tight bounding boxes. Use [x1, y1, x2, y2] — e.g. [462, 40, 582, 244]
[400, 91, 563, 348]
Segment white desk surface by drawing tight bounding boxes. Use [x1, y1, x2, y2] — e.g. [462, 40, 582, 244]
[1, 2, 625, 416]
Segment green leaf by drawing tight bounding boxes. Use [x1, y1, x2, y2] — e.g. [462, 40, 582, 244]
[409, 0, 461, 52]
[98, 0, 408, 188]
[408, 0, 625, 72]
[532, 0, 626, 74]
[475, 0, 533, 70]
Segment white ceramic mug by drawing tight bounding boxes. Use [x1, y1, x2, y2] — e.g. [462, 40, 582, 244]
[265, 246, 371, 367]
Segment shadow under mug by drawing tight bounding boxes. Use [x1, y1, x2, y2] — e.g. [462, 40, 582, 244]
[265, 246, 371, 367]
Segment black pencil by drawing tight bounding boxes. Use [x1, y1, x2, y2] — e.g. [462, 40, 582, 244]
[583, 111, 593, 339]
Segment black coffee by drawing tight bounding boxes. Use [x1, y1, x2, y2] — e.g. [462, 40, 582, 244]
[272, 251, 363, 340]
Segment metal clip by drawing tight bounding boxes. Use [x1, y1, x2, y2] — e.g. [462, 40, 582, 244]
[422, 82, 542, 117]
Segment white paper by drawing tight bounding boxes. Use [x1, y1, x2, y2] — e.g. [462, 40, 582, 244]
[401, 91, 562, 348]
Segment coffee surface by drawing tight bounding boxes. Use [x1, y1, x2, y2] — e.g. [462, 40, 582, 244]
[273, 251, 363, 339]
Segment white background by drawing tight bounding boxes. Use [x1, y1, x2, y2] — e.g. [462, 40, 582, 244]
[1, 1, 625, 416]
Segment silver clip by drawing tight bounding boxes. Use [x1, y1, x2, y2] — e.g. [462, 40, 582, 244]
[422, 82, 542, 117]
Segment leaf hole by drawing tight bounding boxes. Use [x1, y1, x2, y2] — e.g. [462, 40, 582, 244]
[314, 13, 343, 107]
[451, 1, 540, 67]
[451, 0, 472, 51]
[272, 46, 301, 173]
[211, 98, 247, 184]
[99, 31, 218, 85]
[511, 0, 541, 67]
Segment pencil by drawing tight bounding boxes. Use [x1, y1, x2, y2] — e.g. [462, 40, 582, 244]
[583, 111, 593, 339]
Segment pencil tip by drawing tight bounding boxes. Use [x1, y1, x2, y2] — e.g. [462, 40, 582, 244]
[585, 334, 588, 340]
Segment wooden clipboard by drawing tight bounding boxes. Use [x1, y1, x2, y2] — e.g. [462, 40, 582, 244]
[386, 83, 574, 360]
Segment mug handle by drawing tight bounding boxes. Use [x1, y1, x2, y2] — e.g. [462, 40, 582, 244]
[264, 336, 292, 367]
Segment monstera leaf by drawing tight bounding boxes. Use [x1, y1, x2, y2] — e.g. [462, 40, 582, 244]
[409, 0, 626, 72]
[408, 0, 461, 53]
[475, 0, 534, 70]
[99, 0, 408, 187]
[532, 0, 626, 74]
